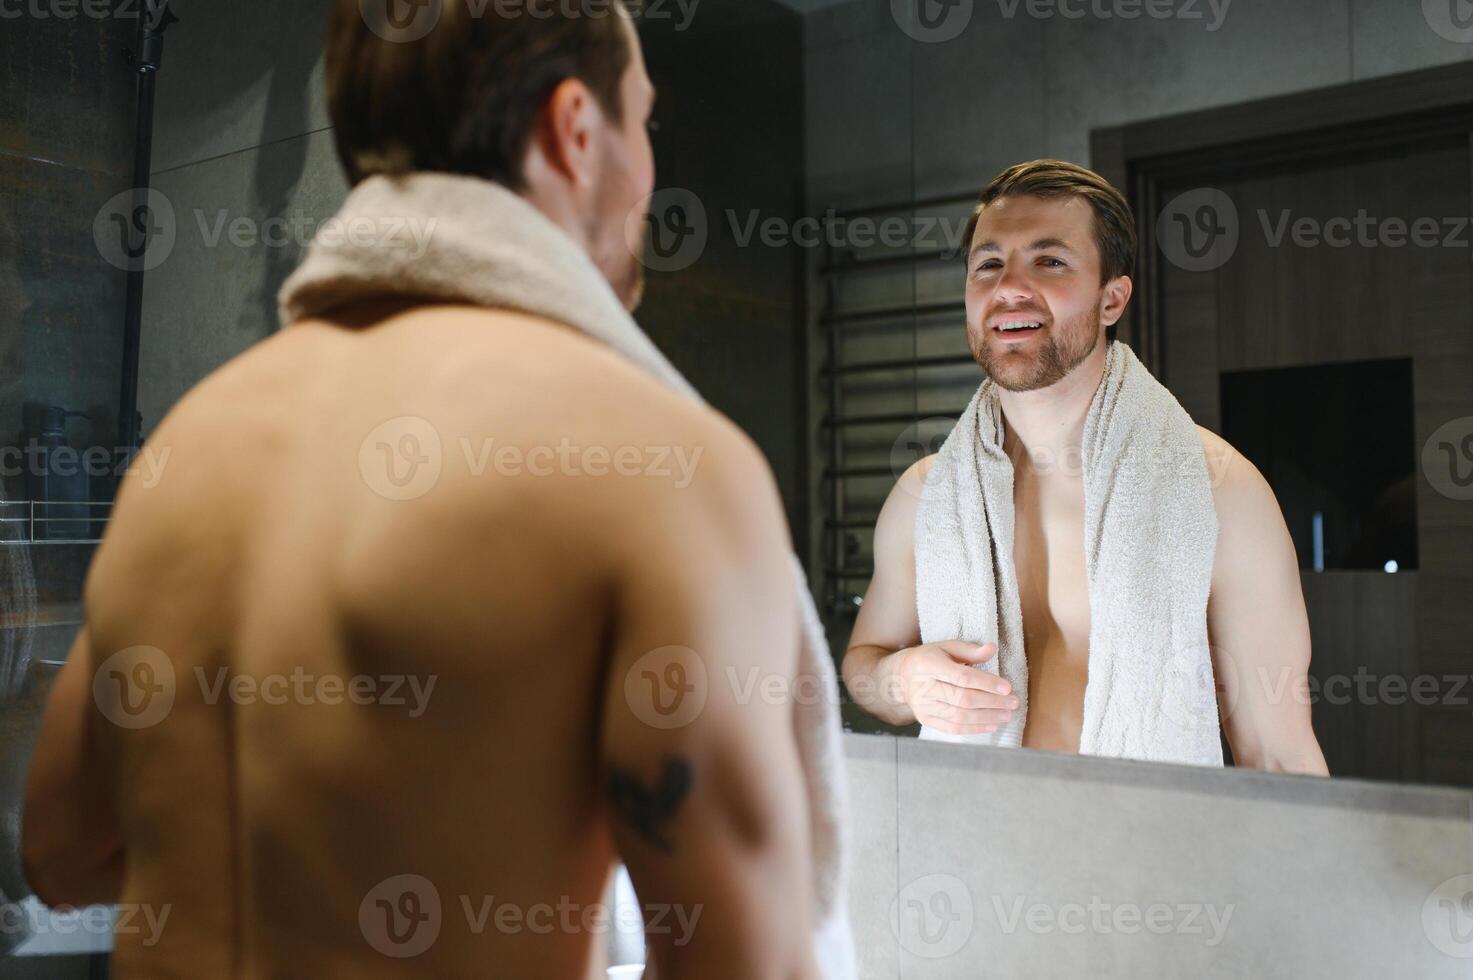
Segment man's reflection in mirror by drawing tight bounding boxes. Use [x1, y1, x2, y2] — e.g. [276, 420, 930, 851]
[842, 160, 1328, 777]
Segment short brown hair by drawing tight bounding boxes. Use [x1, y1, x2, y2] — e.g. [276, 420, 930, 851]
[963, 160, 1136, 341]
[325, 0, 636, 189]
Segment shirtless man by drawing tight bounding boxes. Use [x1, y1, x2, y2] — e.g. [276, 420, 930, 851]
[23, 3, 822, 977]
[843, 160, 1328, 775]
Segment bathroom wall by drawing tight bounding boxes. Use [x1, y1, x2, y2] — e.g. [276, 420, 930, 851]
[802, 0, 1473, 210]
[633, 0, 809, 536]
[0, 5, 137, 973]
[137, 0, 340, 429]
[0, 0, 137, 476]
[0, 0, 138, 622]
[844, 732, 1473, 978]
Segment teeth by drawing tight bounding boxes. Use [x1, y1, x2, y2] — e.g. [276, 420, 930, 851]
[997, 321, 1041, 331]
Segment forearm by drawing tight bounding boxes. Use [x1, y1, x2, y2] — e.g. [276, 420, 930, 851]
[646, 939, 819, 980]
[23, 750, 125, 906]
[22, 630, 124, 907]
[1229, 721, 1329, 776]
[841, 644, 915, 726]
[23, 846, 123, 909]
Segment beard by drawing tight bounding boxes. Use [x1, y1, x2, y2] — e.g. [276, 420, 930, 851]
[589, 164, 650, 313]
[970, 296, 1104, 393]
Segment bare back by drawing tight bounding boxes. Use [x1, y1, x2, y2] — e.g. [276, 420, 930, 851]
[79, 302, 817, 978]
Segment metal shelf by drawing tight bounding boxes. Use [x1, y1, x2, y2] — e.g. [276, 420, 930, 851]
[821, 408, 967, 429]
[815, 192, 977, 619]
[824, 516, 879, 530]
[821, 352, 976, 377]
[824, 566, 875, 580]
[820, 300, 963, 327]
[820, 247, 962, 276]
[823, 465, 900, 480]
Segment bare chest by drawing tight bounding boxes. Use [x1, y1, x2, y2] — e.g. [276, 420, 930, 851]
[1012, 472, 1092, 751]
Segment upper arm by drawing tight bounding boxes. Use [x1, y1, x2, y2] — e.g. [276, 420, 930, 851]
[1200, 428, 1328, 775]
[844, 456, 931, 663]
[598, 412, 818, 979]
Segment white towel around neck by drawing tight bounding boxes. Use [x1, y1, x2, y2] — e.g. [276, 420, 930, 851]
[915, 340, 1224, 766]
[278, 171, 856, 977]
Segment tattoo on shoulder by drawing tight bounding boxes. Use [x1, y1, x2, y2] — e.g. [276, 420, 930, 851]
[607, 755, 693, 854]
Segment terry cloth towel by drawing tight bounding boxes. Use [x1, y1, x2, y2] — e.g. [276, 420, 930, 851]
[915, 340, 1224, 766]
[278, 171, 856, 977]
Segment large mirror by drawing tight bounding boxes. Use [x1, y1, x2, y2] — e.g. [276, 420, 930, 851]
[2, 0, 1472, 975]
[633, 0, 1473, 789]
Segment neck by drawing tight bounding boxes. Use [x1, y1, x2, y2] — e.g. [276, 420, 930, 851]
[998, 338, 1110, 467]
[519, 178, 593, 254]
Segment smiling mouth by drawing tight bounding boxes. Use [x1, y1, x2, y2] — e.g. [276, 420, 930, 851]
[991, 319, 1045, 336]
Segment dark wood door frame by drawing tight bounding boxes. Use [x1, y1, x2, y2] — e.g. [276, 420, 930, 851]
[1091, 60, 1473, 378]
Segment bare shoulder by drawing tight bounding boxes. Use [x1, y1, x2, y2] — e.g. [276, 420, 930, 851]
[871, 454, 937, 559]
[1195, 425, 1285, 538]
[420, 306, 786, 547]
[422, 306, 749, 454]
[889, 454, 938, 504]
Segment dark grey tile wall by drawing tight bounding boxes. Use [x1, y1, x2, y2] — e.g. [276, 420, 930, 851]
[0, 1, 138, 493]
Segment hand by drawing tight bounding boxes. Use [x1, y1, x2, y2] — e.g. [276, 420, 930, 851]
[894, 641, 1018, 736]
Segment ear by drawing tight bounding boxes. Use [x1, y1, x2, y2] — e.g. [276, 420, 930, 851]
[1100, 275, 1133, 327]
[531, 77, 602, 188]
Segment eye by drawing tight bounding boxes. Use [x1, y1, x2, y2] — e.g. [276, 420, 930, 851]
[973, 260, 1002, 274]
[1039, 257, 1066, 268]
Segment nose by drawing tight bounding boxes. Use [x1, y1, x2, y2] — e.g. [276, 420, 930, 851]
[992, 262, 1035, 306]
